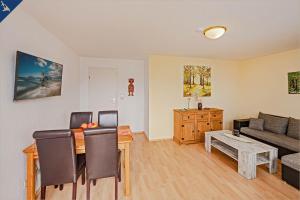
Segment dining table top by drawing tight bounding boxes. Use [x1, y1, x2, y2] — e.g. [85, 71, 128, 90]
[23, 125, 134, 156]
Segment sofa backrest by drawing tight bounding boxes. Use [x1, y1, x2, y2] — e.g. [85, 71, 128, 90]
[258, 112, 289, 134]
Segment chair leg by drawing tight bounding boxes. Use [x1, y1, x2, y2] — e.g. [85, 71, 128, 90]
[86, 180, 91, 200]
[41, 186, 46, 200]
[81, 168, 85, 185]
[93, 179, 96, 186]
[115, 176, 118, 200]
[72, 182, 77, 200]
[59, 184, 64, 191]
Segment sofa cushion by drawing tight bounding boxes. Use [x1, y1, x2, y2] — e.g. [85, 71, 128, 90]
[241, 127, 300, 152]
[249, 118, 264, 131]
[287, 117, 300, 140]
[282, 153, 300, 171]
[258, 112, 289, 134]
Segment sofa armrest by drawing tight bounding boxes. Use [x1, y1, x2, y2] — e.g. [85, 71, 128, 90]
[233, 119, 250, 131]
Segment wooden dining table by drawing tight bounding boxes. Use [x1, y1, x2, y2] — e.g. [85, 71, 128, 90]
[23, 126, 133, 200]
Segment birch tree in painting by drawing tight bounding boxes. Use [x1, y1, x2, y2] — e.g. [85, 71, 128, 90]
[183, 65, 211, 97]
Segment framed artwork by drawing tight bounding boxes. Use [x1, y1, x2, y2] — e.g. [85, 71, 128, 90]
[288, 71, 300, 94]
[183, 65, 211, 97]
[14, 51, 63, 100]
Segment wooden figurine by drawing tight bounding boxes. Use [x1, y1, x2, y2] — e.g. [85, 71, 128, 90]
[128, 78, 134, 96]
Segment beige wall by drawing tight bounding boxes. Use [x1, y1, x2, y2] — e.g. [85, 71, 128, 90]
[148, 50, 300, 141]
[239, 49, 300, 119]
[149, 55, 241, 140]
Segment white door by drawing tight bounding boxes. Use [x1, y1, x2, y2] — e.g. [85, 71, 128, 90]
[88, 67, 118, 120]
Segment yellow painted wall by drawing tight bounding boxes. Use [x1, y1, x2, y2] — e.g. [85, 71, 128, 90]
[149, 55, 241, 140]
[239, 49, 300, 119]
[148, 49, 300, 140]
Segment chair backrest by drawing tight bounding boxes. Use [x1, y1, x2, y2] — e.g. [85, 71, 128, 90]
[84, 128, 118, 180]
[98, 110, 118, 128]
[70, 112, 93, 129]
[33, 130, 77, 186]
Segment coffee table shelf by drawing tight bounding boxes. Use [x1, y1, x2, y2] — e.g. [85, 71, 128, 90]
[211, 140, 270, 165]
[205, 130, 278, 179]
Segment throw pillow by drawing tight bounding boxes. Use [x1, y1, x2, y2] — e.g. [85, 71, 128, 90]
[249, 118, 264, 131]
[287, 117, 300, 140]
[258, 112, 289, 134]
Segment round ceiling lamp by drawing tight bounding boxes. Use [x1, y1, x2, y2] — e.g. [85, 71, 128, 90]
[203, 26, 227, 39]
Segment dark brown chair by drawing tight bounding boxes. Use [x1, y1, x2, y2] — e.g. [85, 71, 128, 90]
[84, 128, 121, 200]
[98, 110, 118, 128]
[70, 112, 93, 129]
[33, 130, 86, 200]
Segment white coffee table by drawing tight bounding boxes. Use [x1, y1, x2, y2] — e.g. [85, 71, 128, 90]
[205, 130, 278, 179]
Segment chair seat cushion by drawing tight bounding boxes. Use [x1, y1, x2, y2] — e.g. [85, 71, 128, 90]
[241, 127, 300, 152]
[282, 153, 300, 171]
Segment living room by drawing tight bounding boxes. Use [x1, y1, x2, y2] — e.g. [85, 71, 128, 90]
[0, 1, 299, 200]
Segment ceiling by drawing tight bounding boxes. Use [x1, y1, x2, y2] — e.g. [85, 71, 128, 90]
[21, 0, 300, 60]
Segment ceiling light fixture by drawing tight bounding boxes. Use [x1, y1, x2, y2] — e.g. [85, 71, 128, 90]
[203, 26, 227, 39]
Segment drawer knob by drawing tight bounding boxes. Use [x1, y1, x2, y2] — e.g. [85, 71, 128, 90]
[214, 115, 216, 117]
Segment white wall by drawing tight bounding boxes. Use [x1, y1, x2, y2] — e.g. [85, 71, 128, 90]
[149, 55, 241, 140]
[0, 8, 80, 200]
[80, 57, 145, 132]
[239, 49, 300, 119]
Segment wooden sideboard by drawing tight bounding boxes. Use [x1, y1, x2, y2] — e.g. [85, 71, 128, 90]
[173, 108, 223, 144]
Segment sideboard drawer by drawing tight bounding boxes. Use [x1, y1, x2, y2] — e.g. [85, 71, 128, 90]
[196, 113, 209, 121]
[182, 114, 195, 121]
[210, 112, 222, 120]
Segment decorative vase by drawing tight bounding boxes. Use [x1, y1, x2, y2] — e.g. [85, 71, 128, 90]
[198, 102, 202, 110]
[232, 129, 240, 137]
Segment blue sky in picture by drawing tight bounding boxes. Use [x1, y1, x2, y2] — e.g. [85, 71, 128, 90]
[0, 0, 23, 22]
[17, 52, 63, 79]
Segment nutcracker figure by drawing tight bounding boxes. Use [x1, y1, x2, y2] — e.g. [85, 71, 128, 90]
[128, 78, 134, 96]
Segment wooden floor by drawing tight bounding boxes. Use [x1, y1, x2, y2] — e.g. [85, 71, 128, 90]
[44, 133, 300, 200]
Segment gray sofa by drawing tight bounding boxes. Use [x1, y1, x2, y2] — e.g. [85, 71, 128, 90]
[281, 153, 300, 189]
[240, 112, 300, 189]
[240, 112, 300, 158]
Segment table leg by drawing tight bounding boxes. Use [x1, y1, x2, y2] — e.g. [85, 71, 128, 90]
[205, 134, 211, 152]
[238, 151, 256, 179]
[124, 143, 131, 196]
[26, 153, 36, 200]
[269, 149, 278, 173]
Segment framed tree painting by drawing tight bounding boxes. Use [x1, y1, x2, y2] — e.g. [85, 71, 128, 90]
[183, 65, 211, 97]
[288, 71, 300, 94]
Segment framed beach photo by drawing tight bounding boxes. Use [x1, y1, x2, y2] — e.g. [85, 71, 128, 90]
[14, 51, 63, 101]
